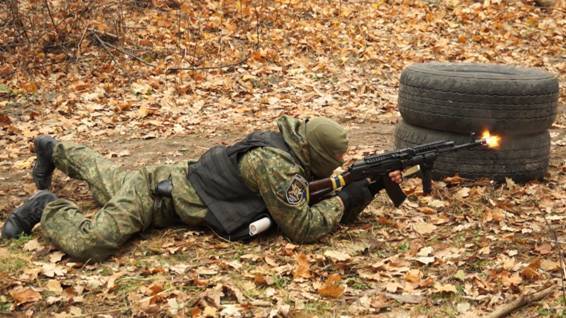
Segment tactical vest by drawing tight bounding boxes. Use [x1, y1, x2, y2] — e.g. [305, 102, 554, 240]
[187, 131, 297, 241]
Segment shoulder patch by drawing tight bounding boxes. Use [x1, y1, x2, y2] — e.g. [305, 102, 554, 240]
[284, 174, 309, 206]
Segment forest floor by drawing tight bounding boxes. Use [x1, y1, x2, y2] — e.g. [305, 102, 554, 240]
[1, 0, 565, 317]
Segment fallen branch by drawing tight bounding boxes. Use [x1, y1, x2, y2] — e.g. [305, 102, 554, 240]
[166, 51, 250, 74]
[88, 28, 119, 44]
[483, 284, 556, 318]
[100, 39, 155, 67]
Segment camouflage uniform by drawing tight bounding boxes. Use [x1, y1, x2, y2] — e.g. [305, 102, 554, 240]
[41, 117, 345, 261]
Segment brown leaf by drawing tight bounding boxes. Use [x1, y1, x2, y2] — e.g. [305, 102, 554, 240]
[254, 274, 269, 286]
[148, 281, 164, 296]
[0, 64, 15, 77]
[535, 243, 552, 255]
[501, 272, 523, 287]
[0, 114, 11, 125]
[413, 222, 437, 235]
[404, 269, 422, 284]
[540, 259, 560, 272]
[46, 280, 63, 294]
[10, 287, 42, 305]
[520, 259, 541, 281]
[293, 253, 311, 279]
[318, 274, 344, 298]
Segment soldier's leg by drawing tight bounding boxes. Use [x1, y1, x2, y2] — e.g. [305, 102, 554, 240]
[53, 142, 130, 205]
[41, 170, 154, 261]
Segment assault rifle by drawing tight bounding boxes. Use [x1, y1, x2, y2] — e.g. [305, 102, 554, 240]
[308, 138, 490, 207]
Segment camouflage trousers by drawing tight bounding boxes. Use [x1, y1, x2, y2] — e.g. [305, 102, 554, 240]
[41, 142, 208, 262]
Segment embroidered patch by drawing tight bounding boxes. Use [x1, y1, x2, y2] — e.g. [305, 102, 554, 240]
[285, 174, 309, 206]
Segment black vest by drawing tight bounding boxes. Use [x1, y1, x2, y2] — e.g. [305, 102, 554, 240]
[187, 131, 296, 241]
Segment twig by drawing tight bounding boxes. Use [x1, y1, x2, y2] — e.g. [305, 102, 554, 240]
[74, 26, 89, 61]
[254, 0, 263, 50]
[43, 0, 61, 39]
[90, 29, 154, 67]
[166, 51, 250, 74]
[101, 40, 155, 67]
[91, 31, 127, 75]
[482, 284, 556, 318]
[7, 0, 30, 44]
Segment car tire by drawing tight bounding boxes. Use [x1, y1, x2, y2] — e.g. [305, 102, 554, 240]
[398, 63, 559, 136]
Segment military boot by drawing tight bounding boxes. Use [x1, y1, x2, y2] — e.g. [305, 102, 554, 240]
[1, 190, 57, 239]
[32, 135, 57, 190]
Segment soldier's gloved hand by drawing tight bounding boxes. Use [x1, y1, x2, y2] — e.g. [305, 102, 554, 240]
[338, 180, 374, 224]
[368, 170, 403, 195]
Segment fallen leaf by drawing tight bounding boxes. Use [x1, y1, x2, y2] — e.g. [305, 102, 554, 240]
[385, 281, 402, 293]
[412, 256, 435, 265]
[453, 270, 466, 281]
[535, 243, 552, 255]
[417, 246, 433, 257]
[41, 263, 67, 277]
[318, 274, 344, 298]
[404, 269, 422, 284]
[540, 259, 560, 272]
[49, 251, 65, 263]
[501, 272, 522, 286]
[384, 292, 423, 304]
[433, 283, 457, 293]
[456, 302, 471, 313]
[428, 199, 446, 209]
[105, 271, 126, 292]
[413, 222, 437, 235]
[23, 238, 42, 252]
[324, 250, 352, 262]
[9, 287, 42, 305]
[454, 188, 470, 199]
[46, 279, 63, 294]
[293, 253, 311, 279]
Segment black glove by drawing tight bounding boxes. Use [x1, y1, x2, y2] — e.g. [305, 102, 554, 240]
[338, 180, 374, 224]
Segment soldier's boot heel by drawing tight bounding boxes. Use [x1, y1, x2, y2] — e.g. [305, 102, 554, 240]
[32, 136, 57, 190]
[1, 190, 58, 239]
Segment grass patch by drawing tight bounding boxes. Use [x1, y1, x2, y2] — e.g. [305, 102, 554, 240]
[346, 276, 371, 290]
[7, 234, 33, 252]
[114, 275, 154, 296]
[272, 275, 291, 289]
[99, 267, 114, 276]
[0, 256, 29, 274]
[398, 241, 409, 252]
[0, 296, 12, 313]
[296, 300, 333, 316]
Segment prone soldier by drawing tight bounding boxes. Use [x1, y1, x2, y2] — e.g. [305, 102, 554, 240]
[1, 116, 401, 261]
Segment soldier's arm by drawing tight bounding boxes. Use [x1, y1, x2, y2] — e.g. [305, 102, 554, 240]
[239, 147, 345, 243]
